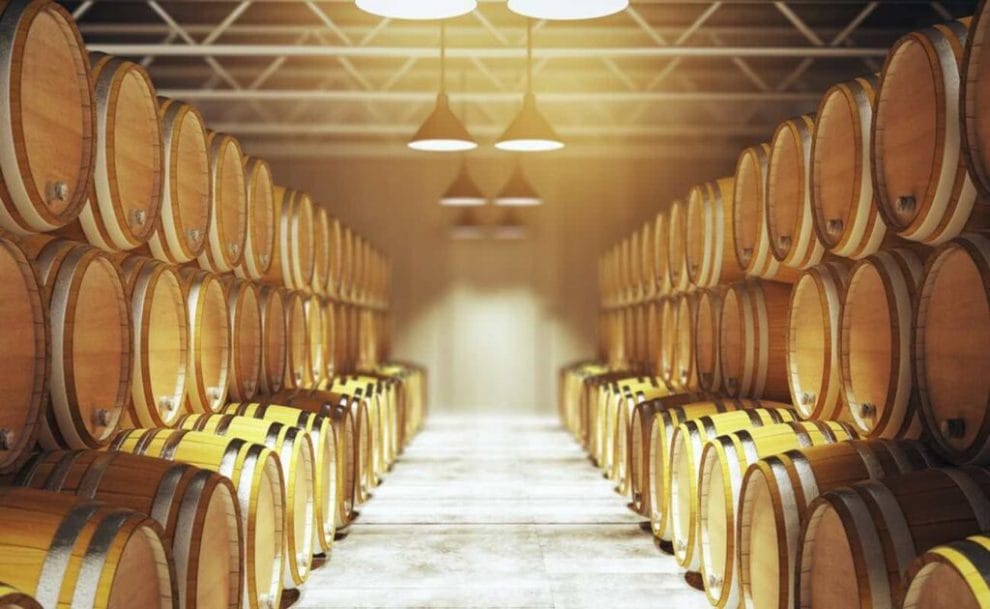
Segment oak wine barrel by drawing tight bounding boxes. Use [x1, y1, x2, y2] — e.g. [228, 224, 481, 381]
[733, 144, 798, 282]
[305, 295, 325, 387]
[311, 206, 330, 296]
[327, 216, 343, 298]
[719, 279, 792, 402]
[901, 535, 990, 609]
[257, 286, 286, 395]
[198, 132, 247, 273]
[235, 156, 275, 281]
[673, 292, 700, 392]
[0, 0, 94, 235]
[654, 211, 672, 296]
[640, 220, 656, 299]
[283, 290, 308, 390]
[222, 278, 262, 403]
[321, 299, 337, 380]
[620, 392, 699, 504]
[658, 298, 677, 387]
[687, 178, 744, 288]
[268, 188, 315, 291]
[668, 199, 690, 292]
[694, 287, 723, 394]
[963, 0, 990, 199]
[177, 268, 230, 414]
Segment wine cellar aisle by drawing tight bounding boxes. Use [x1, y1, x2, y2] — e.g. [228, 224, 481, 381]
[298, 416, 709, 609]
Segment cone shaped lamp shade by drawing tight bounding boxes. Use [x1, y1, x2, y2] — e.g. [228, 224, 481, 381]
[493, 209, 528, 240]
[507, 0, 628, 20]
[357, 0, 477, 20]
[450, 209, 486, 240]
[440, 162, 486, 206]
[496, 92, 564, 152]
[495, 164, 542, 206]
[409, 92, 477, 152]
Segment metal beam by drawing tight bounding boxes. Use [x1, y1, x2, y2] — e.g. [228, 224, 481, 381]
[161, 89, 822, 102]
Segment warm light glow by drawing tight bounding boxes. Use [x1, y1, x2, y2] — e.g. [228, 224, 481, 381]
[357, 0, 477, 20]
[409, 139, 478, 152]
[451, 209, 486, 240]
[495, 196, 541, 206]
[494, 139, 566, 152]
[409, 93, 477, 152]
[495, 163, 542, 206]
[507, 0, 629, 20]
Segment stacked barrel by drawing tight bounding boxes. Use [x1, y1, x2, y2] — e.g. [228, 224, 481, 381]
[0, 2, 427, 608]
[562, 7, 990, 609]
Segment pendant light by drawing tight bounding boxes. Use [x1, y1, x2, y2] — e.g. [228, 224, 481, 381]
[495, 20, 564, 152]
[409, 22, 477, 152]
[493, 209, 528, 240]
[450, 208, 486, 240]
[495, 161, 542, 206]
[357, 0, 477, 20]
[440, 161, 486, 206]
[507, 0, 628, 20]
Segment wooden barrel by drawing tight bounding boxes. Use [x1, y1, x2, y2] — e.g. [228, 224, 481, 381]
[694, 287, 724, 394]
[874, 20, 988, 246]
[669, 408, 801, 571]
[15, 449, 243, 609]
[224, 402, 338, 554]
[687, 178, 744, 288]
[629, 400, 665, 515]
[235, 157, 275, 281]
[198, 132, 247, 273]
[177, 268, 230, 414]
[840, 248, 924, 438]
[0, 583, 41, 609]
[328, 216, 343, 298]
[698, 420, 857, 608]
[653, 211, 672, 296]
[767, 114, 825, 270]
[305, 295, 325, 387]
[0, 0, 94, 235]
[111, 427, 284, 609]
[737, 439, 938, 609]
[0, 237, 46, 473]
[916, 233, 990, 464]
[283, 291, 308, 390]
[0, 487, 175, 609]
[640, 220, 656, 299]
[333, 302, 352, 375]
[321, 299, 337, 380]
[148, 98, 210, 264]
[115, 255, 187, 428]
[964, 1, 990, 199]
[798, 467, 990, 609]
[733, 144, 798, 282]
[658, 298, 678, 386]
[811, 76, 886, 259]
[719, 279, 792, 402]
[223, 278, 262, 402]
[311, 206, 330, 296]
[616, 391, 697, 497]
[72, 53, 162, 252]
[629, 230, 642, 301]
[268, 188, 315, 291]
[901, 534, 990, 609]
[26, 238, 130, 449]
[177, 413, 315, 588]
[258, 286, 286, 396]
[787, 260, 851, 421]
[673, 292, 700, 392]
[668, 199, 691, 292]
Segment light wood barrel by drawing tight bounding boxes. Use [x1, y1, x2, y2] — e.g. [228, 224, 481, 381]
[901, 535, 990, 609]
[328, 216, 343, 298]
[738, 439, 938, 609]
[198, 132, 247, 272]
[629, 230, 642, 301]
[268, 188, 315, 291]
[668, 199, 691, 292]
[669, 408, 800, 571]
[0, 0, 94, 234]
[841, 248, 924, 438]
[15, 449, 243, 609]
[653, 211, 672, 296]
[26, 238, 130, 449]
[719, 279, 792, 402]
[672, 292, 700, 392]
[0, 486, 175, 609]
[311, 206, 330, 296]
[257, 286, 286, 396]
[321, 299, 337, 380]
[0, 237, 46, 473]
[115, 255, 187, 428]
[787, 260, 851, 421]
[964, 1, 990, 199]
[148, 98, 209, 264]
[224, 402, 338, 555]
[283, 291, 308, 390]
[644, 301, 660, 377]
[222, 278, 262, 402]
[798, 467, 990, 609]
[733, 144, 798, 282]
[177, 413, 315, 588]
[874, 20, 987, 246]
[698, 420, 857, 608]
[72, 53, 162, 252]
[177, 268, 230, 414]
[111, 427, 284, 609]
[0, 583, 41, 609]
[811, 76, 886, 259]
[767, 114, 825, 270]
[687, 178, 744, 288]
[648, 400, 792, 543]
[621, 392, 699, 502]
[305, 294, 325, 387]
[653, 299, 675, 387]
[235, 157, 275, 281]
[916, 233, 990, 464]
[629, 400, 665, 516]
[694, 287, 724, 394]
[641, 220, 656, 299]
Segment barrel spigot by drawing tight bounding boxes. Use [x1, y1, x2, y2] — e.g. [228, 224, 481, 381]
[186, 227, 203, 244]
[895, 196, 917, 216]
[777, 234, 792, 250]
[228, 242, 240, 257]
[130, 208, 147, 228]
[46, 180, 69, 205]
[827, 218, 844, 235]
[91, 408, 112, 428]
[708, 574, 723, 589]
[858, 402, 876, 422]
[0, 428, 12, 451]
[800, 391, 816, 406]
[725, 377, 738, 392]
[740, 247, 753, 264]
[940, 418, 966, 439]
[676, 539, 687, 552]
[260, 253, 270, 267]
[158, 395, 177, 413]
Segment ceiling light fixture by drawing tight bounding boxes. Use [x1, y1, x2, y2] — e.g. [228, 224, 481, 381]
[357, 0, 477, 20]
[440, 161, 486, 206]
[450, 208, 486, 240]
[495, 20, 564, 152]
[495, 161, 542, 206]
[409, 23, 477, 152]
[507, 0, 628, 20]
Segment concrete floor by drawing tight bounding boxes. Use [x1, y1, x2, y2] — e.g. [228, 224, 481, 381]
[297, 415, 710, 609]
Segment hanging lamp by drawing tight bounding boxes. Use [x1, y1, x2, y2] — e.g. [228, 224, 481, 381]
[450, 208, 486, 240]
[440, 161, 486, 206]
[357, 0, 477, 20]
[409, 22, 477, 152]
[495, 20, 564, 152]
[507, 0, 628, 20]
[495, 161, 542, 206]
[493, 209, 528, 240]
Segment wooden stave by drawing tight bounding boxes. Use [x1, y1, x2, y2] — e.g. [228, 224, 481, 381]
[222, 278, 262, 403]
[14, 449, 243, 609]
[257, 285, 286, 396]
[797, 466, 990, 609]
[0, 235, 46, 473]
[110, 427, 285, 609]
[737, 439, 938, 609]
[0, 485, 177, 609]
[198, 132, 247, 273]
[0, 0, 95, 235]
[177, 267, 230, 414]
[963, 0, 990, 199]
[811, 75, 887, 259]
[900, 534, 990, 609]
[147, 98, 210, 264]
[234, 156, 275, 282]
